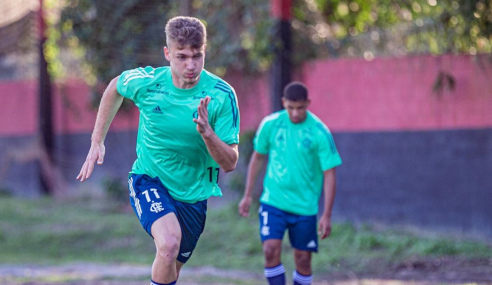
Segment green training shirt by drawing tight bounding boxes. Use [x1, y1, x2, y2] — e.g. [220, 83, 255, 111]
[254, 110, 341, 216]
[116, 66, 240, 203]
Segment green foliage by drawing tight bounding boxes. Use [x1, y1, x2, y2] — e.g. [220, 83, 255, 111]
[44, 0, 64, 78]
[54, 0, 492, 103]
[59, 0, 177, 89]
[193, 0, 275, 75]
[58, 0, 274, 85]
[224, 130, 257, 194]
[102, 176, 129, 206]
[305, 0, 492, 57]
[55, 0, 278, 106]
[238, 130, 256, 160]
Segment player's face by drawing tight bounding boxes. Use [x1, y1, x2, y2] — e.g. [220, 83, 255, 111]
[164, 42, 205, 89]
[282, 99, 311, 124]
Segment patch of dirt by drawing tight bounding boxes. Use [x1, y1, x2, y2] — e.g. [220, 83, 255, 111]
[324, 257, 492, 284]
[0, 258, 491, 285]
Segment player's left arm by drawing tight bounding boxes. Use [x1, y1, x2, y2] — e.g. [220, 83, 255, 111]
[194, 96, 238, 172]
[318, 167, 337, 239]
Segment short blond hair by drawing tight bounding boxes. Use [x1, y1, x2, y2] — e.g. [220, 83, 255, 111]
[165, 16, 206, 48]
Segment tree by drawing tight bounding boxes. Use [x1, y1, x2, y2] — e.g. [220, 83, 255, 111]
[59, 0, 272, 82]
[56, 0, 492, 100]
[295, 0, 492, 58]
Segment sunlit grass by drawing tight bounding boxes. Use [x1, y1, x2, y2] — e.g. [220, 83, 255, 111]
[0, 197, 490, 276]
[191, 204, 492, 274]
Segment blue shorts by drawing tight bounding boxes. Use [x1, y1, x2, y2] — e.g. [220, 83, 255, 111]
[128, 174, 207, 263]
[259, 203, 318, 252]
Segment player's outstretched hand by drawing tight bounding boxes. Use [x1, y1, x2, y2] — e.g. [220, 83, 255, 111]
[318, 215, 332, 239]
[238, 196, 252, 217]
[193, 96, 212, 134]
[76, 141, 105, 182]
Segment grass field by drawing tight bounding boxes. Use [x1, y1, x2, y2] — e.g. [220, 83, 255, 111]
[0, 196, 491, 278]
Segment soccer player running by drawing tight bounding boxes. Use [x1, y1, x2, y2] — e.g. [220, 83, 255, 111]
[77, 16, 239, 285]
[238, 82, 341, 285]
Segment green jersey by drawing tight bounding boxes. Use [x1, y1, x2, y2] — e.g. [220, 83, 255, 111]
[254, 110, 341, 215]
[116, 66, 239, 203]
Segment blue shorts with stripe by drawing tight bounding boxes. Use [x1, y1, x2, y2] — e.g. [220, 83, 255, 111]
[259, 203, 318, 252]
[128, 174, 207, 263]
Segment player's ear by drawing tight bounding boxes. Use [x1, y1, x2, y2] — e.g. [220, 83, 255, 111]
[164, 46, 171, 61]
[306, 98, 311, 107]
[281, 98, 287, 109]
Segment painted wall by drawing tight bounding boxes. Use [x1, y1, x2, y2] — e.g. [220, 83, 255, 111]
[333, 129, 492, 236]
[1, 54, 491, 236]
[2, 55, 491, 136]
[301, 54, 492, 132]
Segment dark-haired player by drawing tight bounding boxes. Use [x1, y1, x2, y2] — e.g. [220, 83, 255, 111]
[239, 82, 341, 285]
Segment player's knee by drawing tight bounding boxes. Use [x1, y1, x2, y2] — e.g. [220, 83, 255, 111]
[155, 237, 180, 262]
[294, 252, 311, 271]
[263, 244, 281, 261]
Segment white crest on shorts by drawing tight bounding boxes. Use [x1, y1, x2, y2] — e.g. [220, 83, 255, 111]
[261, 226, 270, 236]
[150, 201, 164, 213]
[181, 252, 191, 257]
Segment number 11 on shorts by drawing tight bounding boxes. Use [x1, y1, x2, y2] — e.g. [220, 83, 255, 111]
[142, 188, 160, 202]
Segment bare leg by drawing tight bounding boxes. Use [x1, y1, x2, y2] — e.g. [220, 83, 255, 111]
[293, 249, 312, 284]
[263, 239, 283, 267]
[175, 261, 184, 280]
[294, 249, 312, 275]
[263, 239, 285, 284]
[151, 213, 182, 284]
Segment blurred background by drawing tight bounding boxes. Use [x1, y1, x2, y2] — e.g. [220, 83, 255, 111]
[0, 0, 491, 283]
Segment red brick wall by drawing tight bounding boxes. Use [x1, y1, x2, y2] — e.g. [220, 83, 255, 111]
[1, 80, 37, 135]
[301, 54, 492, 132]
[52, 80, 140, 134]
[1, 54, 491, 137]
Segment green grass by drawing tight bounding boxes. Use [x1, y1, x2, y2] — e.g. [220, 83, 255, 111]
[0, 197, 491, 276]
[0, 197, 154, 264]
[192, 205, 492, 274]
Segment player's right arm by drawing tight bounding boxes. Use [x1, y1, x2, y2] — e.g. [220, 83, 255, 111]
[238, 115, 273, 217]
[238, 151, 266, 217]
[77, 76, 124, 182]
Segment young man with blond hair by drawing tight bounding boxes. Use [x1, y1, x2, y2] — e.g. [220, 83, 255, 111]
[78, 16, 240, 285]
